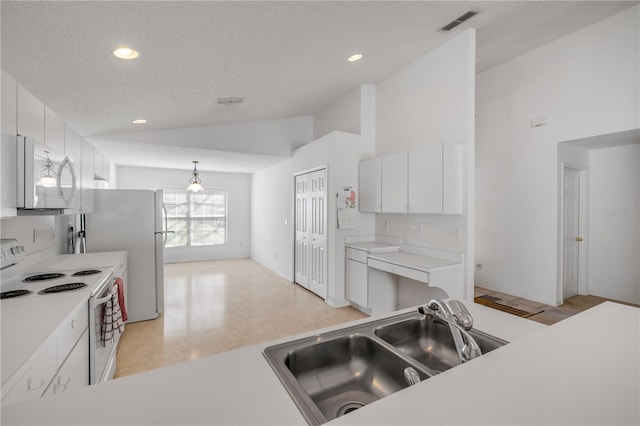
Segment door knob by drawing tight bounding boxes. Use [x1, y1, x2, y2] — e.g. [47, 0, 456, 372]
[576, 237, 583, 242]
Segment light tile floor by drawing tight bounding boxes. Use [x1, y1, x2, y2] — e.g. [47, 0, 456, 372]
[115, 258, 366, 378]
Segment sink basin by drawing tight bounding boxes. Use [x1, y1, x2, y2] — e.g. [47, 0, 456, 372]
[264, 310, 508, 425]
[374, 317, 508, 372]
[284, 334, 429, 422]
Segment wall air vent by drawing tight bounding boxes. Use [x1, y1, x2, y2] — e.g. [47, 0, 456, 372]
[441, 9, 480, 31]
[216, 97, 245, 105]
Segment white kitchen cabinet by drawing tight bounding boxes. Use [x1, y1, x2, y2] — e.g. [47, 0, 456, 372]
[45, 329, 89, 397]
[94, 149, 104, 180]
[3, 303, 89, 406]
[381, 152, 408, 213]
[64, 125, 82, 211]
[1, 70, 17, 218]
[102, 154, 111, 182]
[93, 149, 111, 182]
[346, 248, 369, 309]
[16, 84, 45, 141]
[358, 158, 381, 213]
[1, 340, 56, 405]
[44, 107, 65, 153]
[80, 139, 94, 213]
[408, 144, 462, 214]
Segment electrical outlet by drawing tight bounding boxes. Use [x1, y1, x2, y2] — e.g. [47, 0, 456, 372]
[410, 224, 417, 233]
[284, 217, 288, 225]
[385, 221, 390, 230]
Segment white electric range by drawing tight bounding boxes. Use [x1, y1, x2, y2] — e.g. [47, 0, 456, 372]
[0, 240, 113, 300]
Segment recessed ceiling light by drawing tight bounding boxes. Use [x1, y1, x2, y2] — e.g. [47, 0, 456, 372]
[113, 47, 139, 60]
[132, 119, 147, 124]
[347, 53, 363, 63]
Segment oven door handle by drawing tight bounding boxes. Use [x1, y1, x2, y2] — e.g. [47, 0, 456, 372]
[94, 293, 113, 306]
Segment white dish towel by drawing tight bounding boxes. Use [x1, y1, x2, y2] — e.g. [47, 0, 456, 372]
[101, 285, 124, 346]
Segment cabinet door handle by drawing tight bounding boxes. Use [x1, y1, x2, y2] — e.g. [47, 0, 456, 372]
[27, 378, 45, 391]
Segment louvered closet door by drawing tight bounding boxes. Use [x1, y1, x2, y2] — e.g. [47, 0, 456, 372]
[294, 168, 327, 300]
[294, 174, 309, 289]
[308, 169, 327, 299]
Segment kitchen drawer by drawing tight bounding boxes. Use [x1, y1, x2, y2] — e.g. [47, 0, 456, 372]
[2, 340, 56, 405]
[346, 247, 368, 263]
[367, 258, 429, 283]
[56, 303, 88, 368]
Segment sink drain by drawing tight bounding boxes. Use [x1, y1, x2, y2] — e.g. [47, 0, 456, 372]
[336, 402, 365, 417]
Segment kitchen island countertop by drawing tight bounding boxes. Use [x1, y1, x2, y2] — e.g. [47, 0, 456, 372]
[2, 302, 638, 425]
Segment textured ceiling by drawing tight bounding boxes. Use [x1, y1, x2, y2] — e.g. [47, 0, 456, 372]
[1, 1, 637, 172]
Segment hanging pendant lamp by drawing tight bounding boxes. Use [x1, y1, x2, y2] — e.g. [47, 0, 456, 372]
[36, 151, 58, 188]
[186, 161, 205, 192]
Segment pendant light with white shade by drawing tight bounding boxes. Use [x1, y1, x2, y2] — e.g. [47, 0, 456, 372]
[186, 161, 205, 192]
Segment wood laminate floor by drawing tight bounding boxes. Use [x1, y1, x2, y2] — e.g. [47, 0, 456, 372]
[114, 258, 366, 378]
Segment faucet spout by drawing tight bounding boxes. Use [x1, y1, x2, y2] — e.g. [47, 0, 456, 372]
[419, 299, 482, 363]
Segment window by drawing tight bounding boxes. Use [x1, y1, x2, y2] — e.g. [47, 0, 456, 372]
[163, 189, 227, 247]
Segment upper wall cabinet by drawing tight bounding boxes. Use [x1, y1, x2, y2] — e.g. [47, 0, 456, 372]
[358, 143, 463, 215]
[93, 149, 111, 182]
[64, 125, 82, 212]
[359, 158, 381, 212]
[16, 84, 45, 142]
[80, 139, 95, 213]
[408, 144, 462, 214]
[381, 152, 408, 213]
[44, 107, 65, 153]
[1, 70, 17, 218]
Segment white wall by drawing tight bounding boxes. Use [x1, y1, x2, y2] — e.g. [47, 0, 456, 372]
[374, 30, 477, 299]
[250, 159, 295, 280]
[251, 131, 376, 307]
[117, 166, 251, 263]
[476, 6, 640, 305]
[0, 215, 71, 276]
[559, 144, 590, 169]
[588, 144, 640, 304]
[313, 86, 361, 140]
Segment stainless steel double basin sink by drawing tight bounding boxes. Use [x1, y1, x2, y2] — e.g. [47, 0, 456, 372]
[263, 310, 507, 425]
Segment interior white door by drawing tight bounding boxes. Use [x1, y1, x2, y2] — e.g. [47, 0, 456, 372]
[294, 174, 309, 289]
[563, 169, 581, 299]
[294, 169, 327, 299]
[308, 170, 327, 299]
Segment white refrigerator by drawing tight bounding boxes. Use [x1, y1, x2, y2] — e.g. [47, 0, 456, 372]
[85, 189, 167, 322]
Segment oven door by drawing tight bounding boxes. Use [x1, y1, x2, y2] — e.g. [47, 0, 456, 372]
[89, 275, 121, 384]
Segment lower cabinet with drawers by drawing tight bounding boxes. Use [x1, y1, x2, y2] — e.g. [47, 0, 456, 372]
[1, 302, 88, 405]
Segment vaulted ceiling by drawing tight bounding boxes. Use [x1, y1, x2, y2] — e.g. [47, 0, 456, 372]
[2, 1, 636, 171]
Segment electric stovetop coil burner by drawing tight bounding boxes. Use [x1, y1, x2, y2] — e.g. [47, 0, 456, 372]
[23, 273, 66, 283]
[71, 269, 102, 277]
[0, 289, 33, 299]
[38, 282, 88, 295]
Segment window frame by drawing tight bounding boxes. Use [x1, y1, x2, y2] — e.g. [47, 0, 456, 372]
[160, 187, 228, 248]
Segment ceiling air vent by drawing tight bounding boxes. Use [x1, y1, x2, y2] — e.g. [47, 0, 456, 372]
[216, 97, 245, 105]
[440, 9, 480, 31]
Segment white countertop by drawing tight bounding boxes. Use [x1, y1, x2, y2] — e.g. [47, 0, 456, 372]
[368, 250, 461, 271]
[25, 251, 127, 273]
[344, 241, 400, 253]
[1, 303, 640, 425]
[2, 302, 637, 425]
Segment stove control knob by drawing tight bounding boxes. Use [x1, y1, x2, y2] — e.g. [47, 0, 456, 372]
[11, 246, 25, 255]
